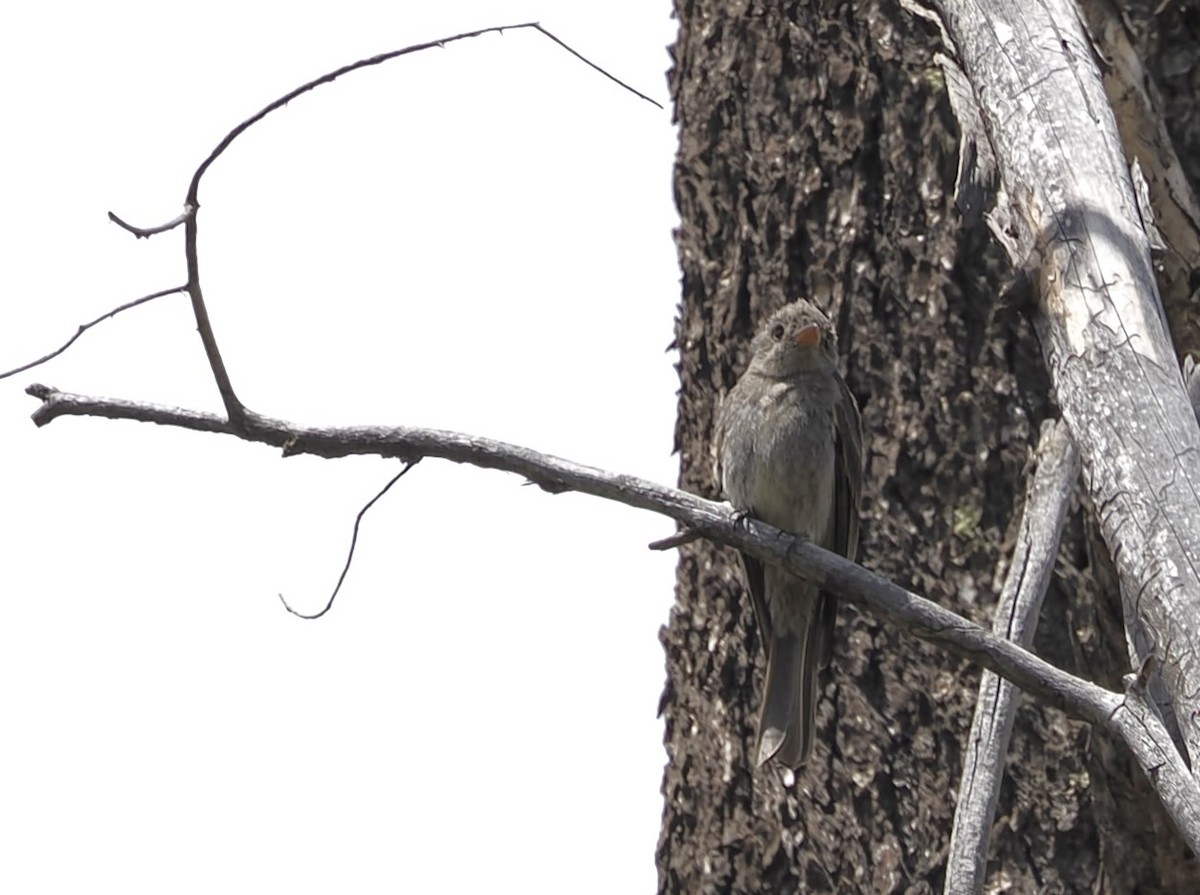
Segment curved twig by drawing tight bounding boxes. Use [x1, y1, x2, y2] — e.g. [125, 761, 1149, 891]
[278, 462, 419, 620]
[106, 208, 193, 239]
[0, 287, 185, 381]
[186, 22, 659, 206]
[102, 21, 661, 434]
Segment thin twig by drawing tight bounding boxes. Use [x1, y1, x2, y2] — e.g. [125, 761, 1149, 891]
[531, 24, 663, 108]
[106, 207, 193, 239]
[945, 419, 1080, 895]
[279, 462, 419, 620]
[649, 529, 703, 550]
[22, 383, 1200, 849]
[0, 287, 185, 381]
[185, 22, 659, 204]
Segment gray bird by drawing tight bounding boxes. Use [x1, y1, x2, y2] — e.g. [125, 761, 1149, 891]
[714, 299, 863, 769]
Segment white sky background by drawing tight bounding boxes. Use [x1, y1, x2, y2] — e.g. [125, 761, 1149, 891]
[0, 3, 680, 892]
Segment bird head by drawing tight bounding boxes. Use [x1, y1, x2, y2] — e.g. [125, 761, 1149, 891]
[747, 300, 839, 378]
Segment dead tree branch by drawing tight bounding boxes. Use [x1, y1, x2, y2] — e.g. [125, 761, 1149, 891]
[929, 0, 1200, 772]
[946, 420, 1080, 895]
[101, 22, 661, 430]
[0, 287, 186, 382]
[23, 380, 1200, 851]
[107, 208, 193, 239]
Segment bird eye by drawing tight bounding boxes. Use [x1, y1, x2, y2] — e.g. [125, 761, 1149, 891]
[770, 323, 785, 341]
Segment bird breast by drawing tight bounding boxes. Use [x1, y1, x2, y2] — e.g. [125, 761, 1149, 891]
[729, 378, 837, 545]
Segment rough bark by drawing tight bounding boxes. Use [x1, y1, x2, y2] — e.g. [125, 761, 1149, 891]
[661, 0, 1200, 892]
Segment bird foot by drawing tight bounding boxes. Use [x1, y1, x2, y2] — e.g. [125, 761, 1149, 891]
[731, 506, 753, 530]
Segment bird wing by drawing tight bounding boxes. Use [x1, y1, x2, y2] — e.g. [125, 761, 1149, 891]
[817, 376, 863, 666]
[833, 376, 864, 561]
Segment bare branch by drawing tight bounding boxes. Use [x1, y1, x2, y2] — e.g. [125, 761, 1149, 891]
[279, 462, 420, 620]
[19, 381, 1200, 855]
[10, 388, 1134, 719]
[0, 287, 185, 382]
[106, 207, 193, 239]
[182, 211, 244, 428]
[184, 22, 659, 207]
[1113, 674, 1200, 854]
[99, 21, 660, 435]
[946, 420, 1080, 895]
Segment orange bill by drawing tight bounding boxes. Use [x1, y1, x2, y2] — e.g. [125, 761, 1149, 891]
[793, 323, 821, 347]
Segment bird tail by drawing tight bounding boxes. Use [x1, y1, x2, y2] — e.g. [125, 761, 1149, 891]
[756, 623, 822, 769]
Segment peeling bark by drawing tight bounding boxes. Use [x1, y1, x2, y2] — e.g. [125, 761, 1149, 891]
[933, 0, 1200, 767]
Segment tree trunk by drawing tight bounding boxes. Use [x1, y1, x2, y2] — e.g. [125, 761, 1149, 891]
[659, 1, 1200, 892]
